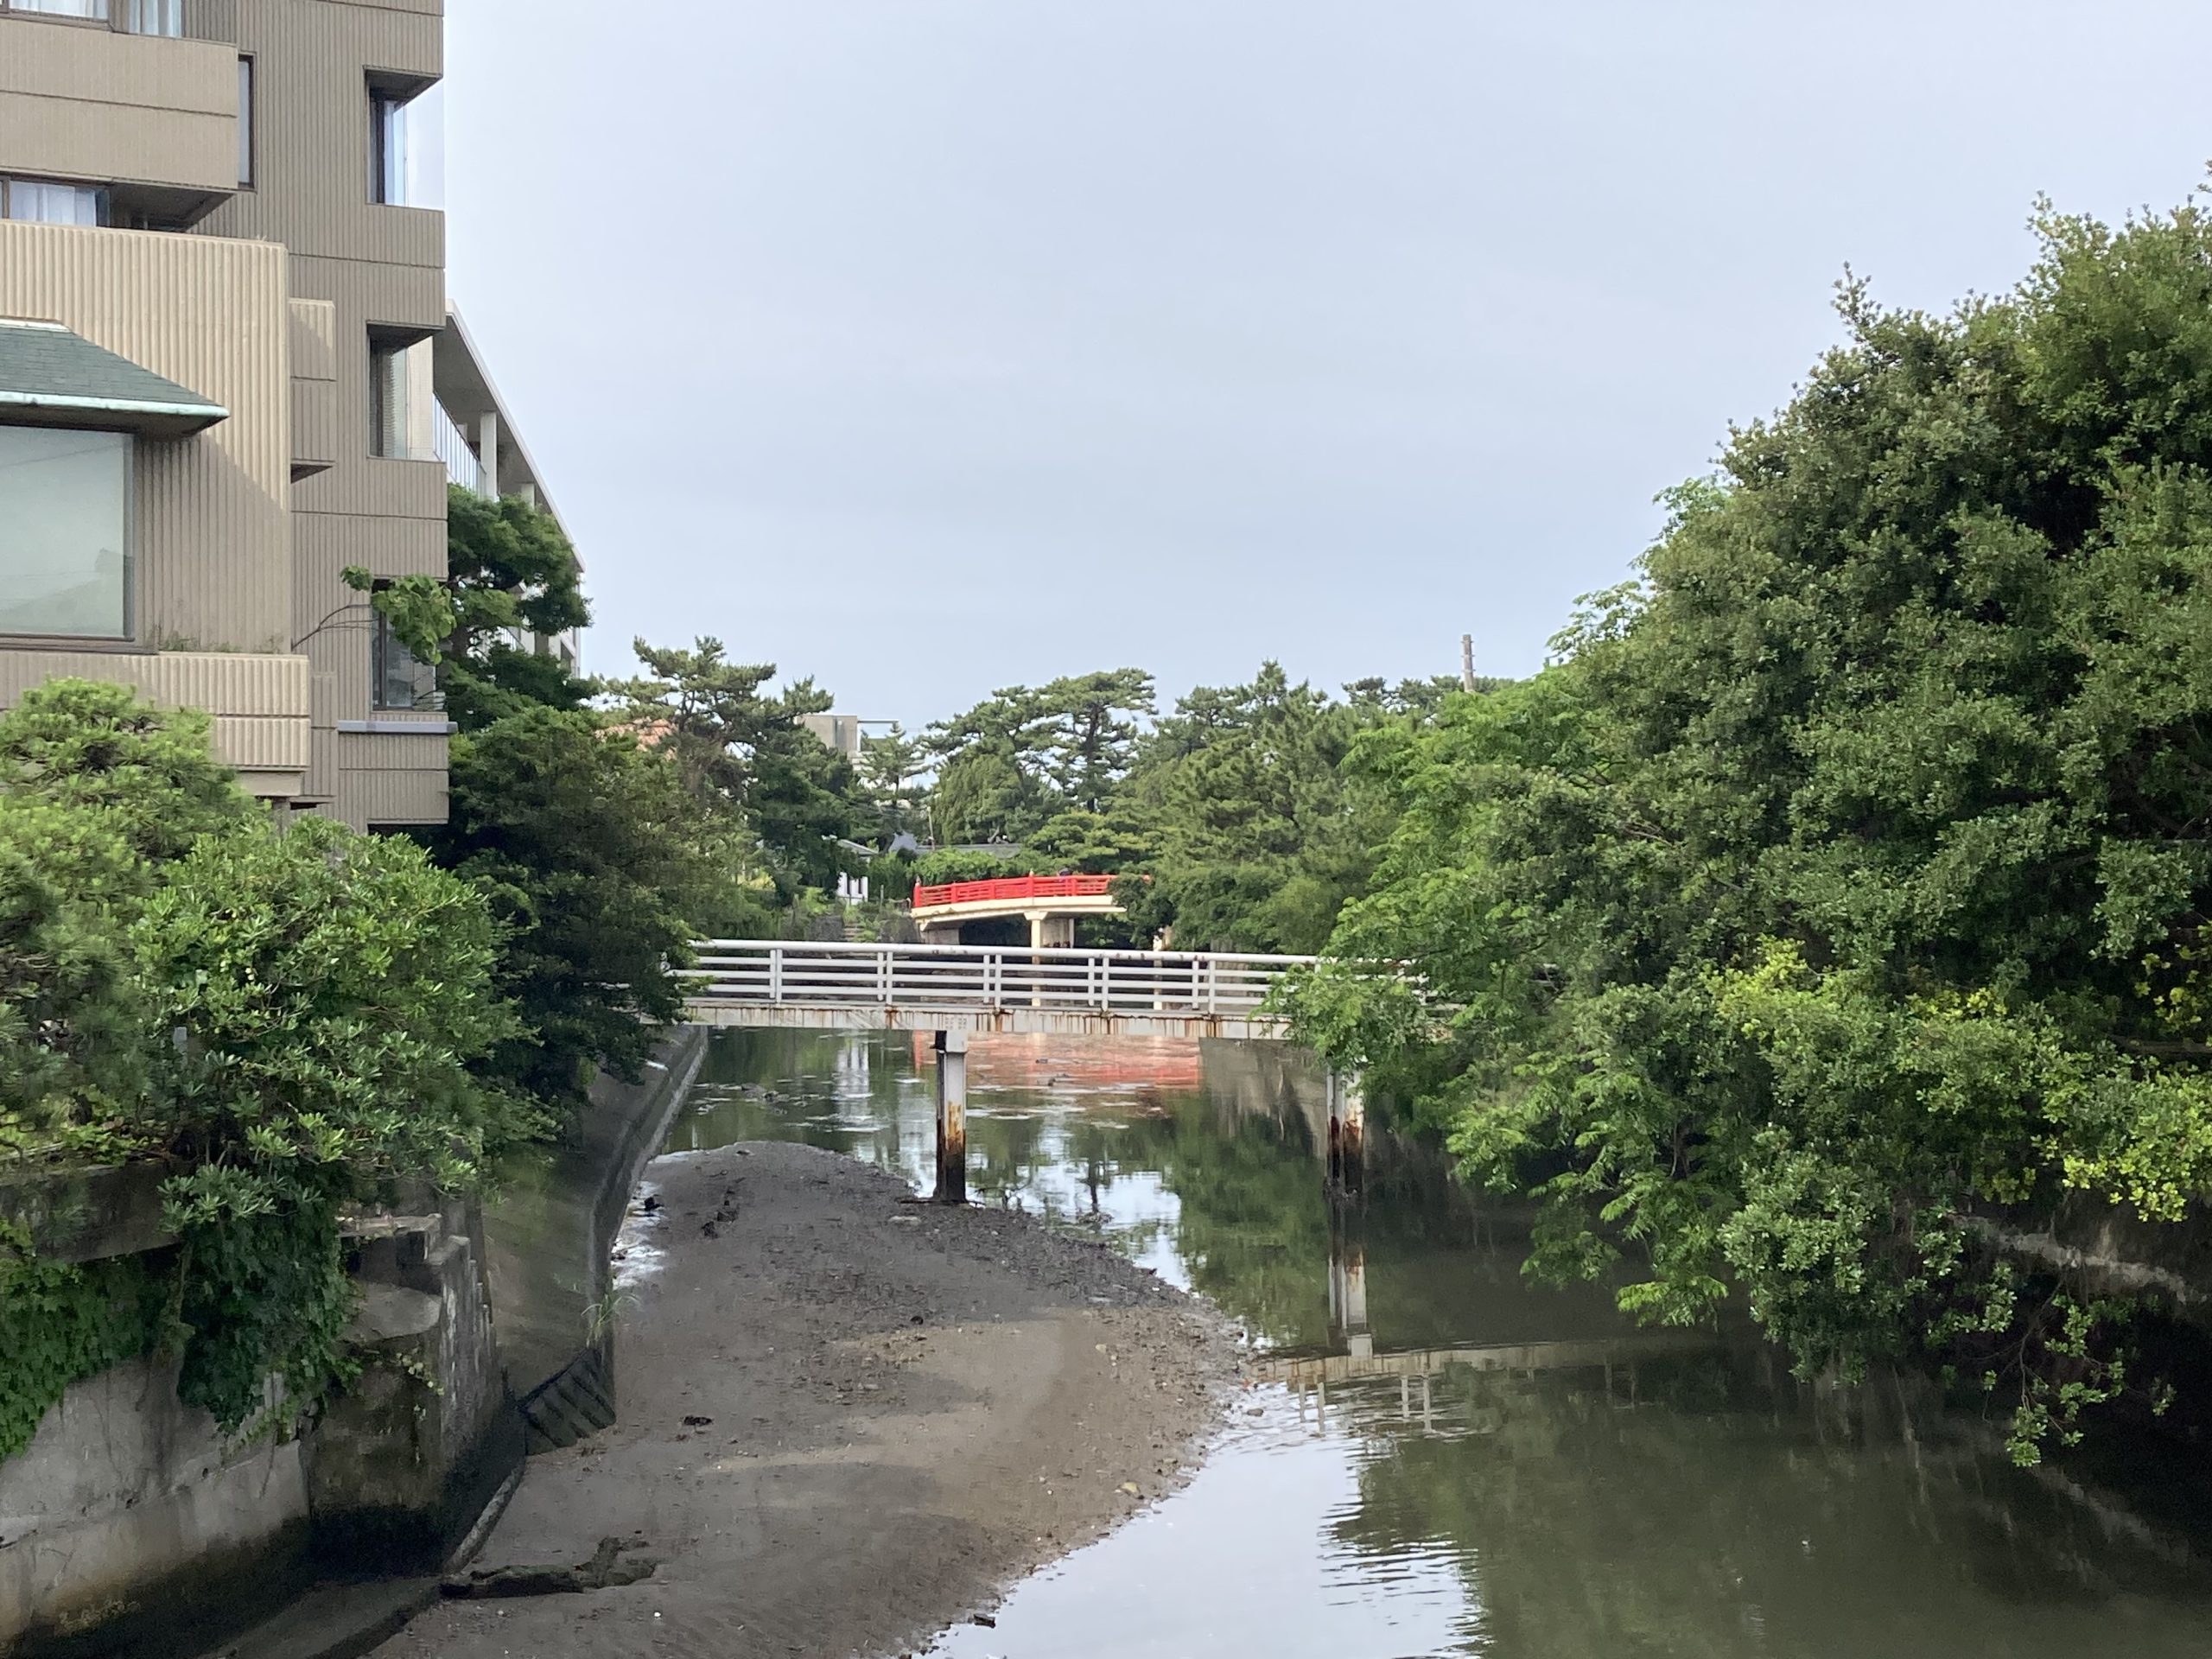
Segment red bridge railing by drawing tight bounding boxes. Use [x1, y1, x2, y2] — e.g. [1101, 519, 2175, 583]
[911, 874, 1117, 912]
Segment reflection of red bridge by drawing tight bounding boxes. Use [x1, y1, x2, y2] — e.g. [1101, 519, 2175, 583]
[908, 1030, 1201, 1092]
[910, 874, 1124, 947]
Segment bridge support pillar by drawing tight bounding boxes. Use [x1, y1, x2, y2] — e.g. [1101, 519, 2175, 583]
[933, 1029, 969, 1205]
[1027, 912, 1076, 950]
[1326, 1069, 1365, 1201]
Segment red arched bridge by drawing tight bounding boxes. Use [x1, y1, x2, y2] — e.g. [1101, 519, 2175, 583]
[908, 873, 1123, 947]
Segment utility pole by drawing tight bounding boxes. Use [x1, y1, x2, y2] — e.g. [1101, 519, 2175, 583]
[1460, 634, 1476, 692]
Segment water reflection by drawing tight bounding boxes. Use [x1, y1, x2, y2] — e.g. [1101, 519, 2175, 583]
[677, 1031, 2212, 1657]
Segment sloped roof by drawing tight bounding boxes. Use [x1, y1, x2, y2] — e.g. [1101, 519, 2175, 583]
[0, 317, 227, 437]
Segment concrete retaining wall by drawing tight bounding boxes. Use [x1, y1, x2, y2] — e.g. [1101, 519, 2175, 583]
[0, 1195, 522, 1659]
[480, 1027, 709, 1450]
[0, 1025, 727, 1654]
[0, 1355, 314, 1658]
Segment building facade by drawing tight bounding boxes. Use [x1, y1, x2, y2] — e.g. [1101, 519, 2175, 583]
[0, 0, 569, 827]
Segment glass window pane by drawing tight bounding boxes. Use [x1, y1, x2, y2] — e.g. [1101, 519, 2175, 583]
[371, 95, 408, 206]
[369, 344, 395, 456]
[402, 84, 443, 211]
[16, 1, 111, 19]
[2, 180, 104, 227]
[238, 59, 253, 187]
[127, 0, 181, 35]
[0, 428, 131, 639]
[372, 612, 436, 710]
[368, 338, 432, 460]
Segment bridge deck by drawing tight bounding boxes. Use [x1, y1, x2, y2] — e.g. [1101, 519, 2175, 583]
[684, 939, 1313, 1040]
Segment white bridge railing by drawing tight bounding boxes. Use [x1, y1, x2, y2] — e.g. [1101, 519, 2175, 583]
[688, 938, 1314, 1019]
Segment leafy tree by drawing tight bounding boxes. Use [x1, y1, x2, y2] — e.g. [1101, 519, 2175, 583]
[1032, 670, 1155, 811]
[0, 798, 145, 1158]
[1026, 807, 1157, 874]
[925, 684, 1054, 845]
[422, 708, 709, 1112]
[1116, 663, 1394, 953]
[138, 815, 530, 1425]
[611, 638, 863, 897]
[858, 721, 929, 846]
[930, 740, 1049, 846]
[0, 679, 252, 866]
[0, 685, 531, 1440]
[1291, 195, 2212, 1459]
[348, 485, 592, 733]
[922, 671, 1154, 842]
[0, 681, 252, 1161]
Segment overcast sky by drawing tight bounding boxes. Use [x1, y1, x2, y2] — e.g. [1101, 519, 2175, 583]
[444, 3, 2212, 728]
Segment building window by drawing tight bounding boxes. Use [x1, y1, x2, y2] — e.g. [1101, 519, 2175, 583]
[368, 81, 442, 208]
[0, 427, 131, 639]
[126, 0, 180, 35]
[368, 335, 432, 459]
[237, 58, 254, 188]
[4, 2, 111, 20]
[0, 178, 106, 226]
[370, 91, 408, 205]
[368, 340, 400, 455]
[371, 605, 439, 711]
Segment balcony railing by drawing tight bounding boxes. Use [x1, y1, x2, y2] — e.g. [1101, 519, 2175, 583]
[432, 399, 483, 494]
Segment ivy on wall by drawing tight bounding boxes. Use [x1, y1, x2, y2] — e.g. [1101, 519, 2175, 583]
[0, 1224, 164, 1462]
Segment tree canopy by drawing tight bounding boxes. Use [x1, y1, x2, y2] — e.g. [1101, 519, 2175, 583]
[609, 638, 864, 898]
[0, 682, 526, 1442]
[421, 707, 712, 1112]
[1289, 197, 2212, 1459]
[355, 486, 594, 733]
[923, 671, 1155, 844]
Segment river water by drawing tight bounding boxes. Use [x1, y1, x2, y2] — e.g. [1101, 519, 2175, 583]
[666, 1029, 2212, 1658]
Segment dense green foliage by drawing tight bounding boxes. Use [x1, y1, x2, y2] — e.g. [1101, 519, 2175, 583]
[611, 639, 864, 899]
[353, 486, 594, 734]
[1289, 199, 2212, 1458]
[0, 1230, 165, 1465]
[915, 664, 1440, 951]
[0, 798, 146, 1153]
[922, 671, 1156, 844]
[0, 681, 253, 864]
[424, 709, 713, 1110]
[0, 683, 524, 1449]
[1115, 665, 1409, 952]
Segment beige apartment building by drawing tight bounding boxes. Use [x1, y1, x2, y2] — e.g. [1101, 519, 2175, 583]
[0, 0, 573, 828]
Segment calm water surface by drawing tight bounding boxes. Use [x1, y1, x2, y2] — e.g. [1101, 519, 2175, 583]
[669, 1030, 2212, 1658]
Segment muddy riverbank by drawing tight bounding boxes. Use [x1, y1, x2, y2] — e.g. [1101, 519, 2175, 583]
[372, 1140, 1241, 1659]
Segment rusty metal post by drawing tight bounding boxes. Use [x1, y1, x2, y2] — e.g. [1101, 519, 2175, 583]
[1341, 1070, 1365, 1199]
[1326, 1068, 1366, 1201]
[933, 1028, 969, 1205]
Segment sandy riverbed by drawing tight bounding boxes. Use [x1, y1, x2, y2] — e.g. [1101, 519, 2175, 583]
[372, 1141, 1240, 1659]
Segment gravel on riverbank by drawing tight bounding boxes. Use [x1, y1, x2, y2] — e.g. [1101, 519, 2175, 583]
[371, 1140, 1243, 1659]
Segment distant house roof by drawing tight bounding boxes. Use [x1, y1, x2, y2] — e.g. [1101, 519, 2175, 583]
[0, 317, 227, 437]
[606, 716, 675, 749]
